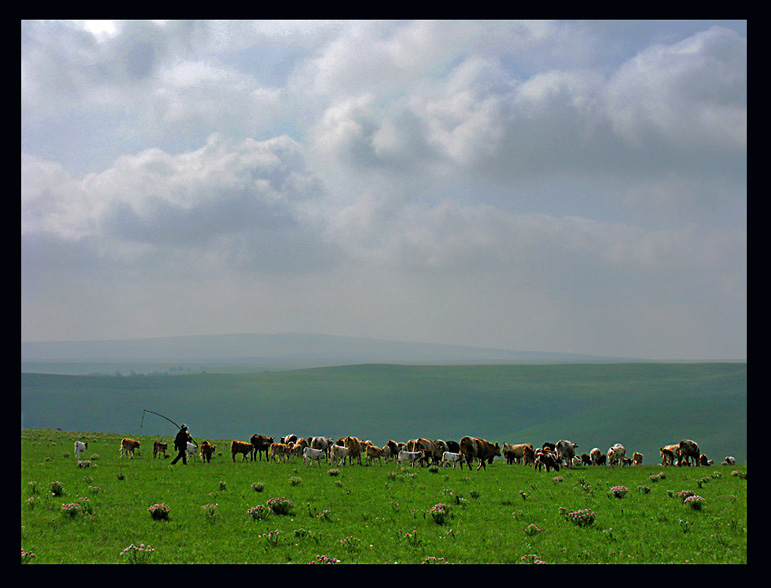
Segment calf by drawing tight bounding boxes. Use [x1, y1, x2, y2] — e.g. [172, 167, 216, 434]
[441, 451, 464, 469]
[534, 448, 560, 472]
[231, 440, 253, 462]
[185, 442, 197, 461]
[700, 454, 713, 466]
[74, 441, 88, 459]
[660, 445, 678, 466]
[365, 444, 386, 466]
[607, 443, 626, 467]
[330, 444, 348, 467]
[153, 441, 168, 458]
[303, 446, 326, 467]
[723, 456, 736, 465]
[200, 441, 216, 463]
[633, 452, 644, 466]
[397, 450, 423, 467]
[250, 434, 273, 461]
[269, 442, 290, 463]
[120, 438, 140, 458]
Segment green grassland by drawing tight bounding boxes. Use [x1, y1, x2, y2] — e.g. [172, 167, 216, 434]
[20, 428, 747, 564]
[22, 362, 747, 464]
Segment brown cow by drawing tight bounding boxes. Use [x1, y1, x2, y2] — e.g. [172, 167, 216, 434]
[633, 452, 644, 465]
[153, 441, 168, 458]
[459, 436, 501, 471]
[343, 436, 363, 465]
[120, 438, 140, 458]
[502, 443, 533, 465]
[231, 440, 253, 462]
[250, 434, 274, 461]
[200, 441, 216, 463]
[269, 442, 290, 463]
[660, 444, 678, 466]
[365, 444, 386, 465]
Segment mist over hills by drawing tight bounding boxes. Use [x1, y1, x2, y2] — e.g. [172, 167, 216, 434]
[21, 332, 623, 373]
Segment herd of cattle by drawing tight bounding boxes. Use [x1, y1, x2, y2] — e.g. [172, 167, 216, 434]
[104, 435, 738, 471]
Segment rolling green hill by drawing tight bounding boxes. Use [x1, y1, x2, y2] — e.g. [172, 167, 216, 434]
[21, 362, 747, 464]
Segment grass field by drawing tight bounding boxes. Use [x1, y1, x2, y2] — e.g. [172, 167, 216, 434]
[21, 428, 747, 565]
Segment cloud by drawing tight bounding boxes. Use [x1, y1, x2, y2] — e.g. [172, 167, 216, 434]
[21, 21, 746, 359]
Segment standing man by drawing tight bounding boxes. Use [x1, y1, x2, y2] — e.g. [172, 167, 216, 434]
[171, 424, 193, 465]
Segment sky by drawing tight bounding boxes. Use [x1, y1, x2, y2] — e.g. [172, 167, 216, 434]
[21, 20, 747, 360]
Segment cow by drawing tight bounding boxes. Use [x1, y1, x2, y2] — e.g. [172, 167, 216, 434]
[120, 438, 140, 458]
[677, 439, 701, 467]
[302, 446, 326, 467]
[445, 440, 461, 453]
[231, 440, 253, 462]
[589, 447, 602, 465]
[660, 444, 678, 466]
[397, 450, 423, 467]
[556, 440, 578, 468]
[441, 451, 464, 469]
[700, 454, 714, 466]
[200, 441, 216, 463]
[250, 434, 274, 461]
[723, 456, 736, 465]
[365, 444, 386, 466]
[413, 438, 441, 465]
[152, 441, 168, 459]
[534, 448, 560, 472]
[343, 436, 363, 466]
[310, 436, 333, 458]
[459, 436, 501, 471]
[581, 453, 592, 465]
[185, 441, 198, 461]
[269, 442, 290, 463]
[330, 444, 348, 467]
[281, 434, 298, 446]
[633, 452, 644, 466]
[607, 443, 626, 467]
[74, 441, 88, 459]
[502, 443, 534, 465]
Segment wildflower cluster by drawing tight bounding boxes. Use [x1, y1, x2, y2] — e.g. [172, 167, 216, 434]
[259, 529, 281, 547]
[247, 504, 271, 521]
[202, 503, 218, 521]
[552, 476, 564, 483]
[422, 556, 448, 564]
[649, 472, 666, 482]
[327, 468, 340, 476]
[561, 508, 597, 527]
[608, 485, 628, 498]
[677, 489, 696, 501]
[403, 529, 421, 547]
[266, 497, 295, 515]
[76, 460, 92, 468]
[120, 543, 155, 564]
[731, 470, 747, 480]
[61, 502, 83, 518]
[49, 481, 64, 496]
[338, 536, 361, 552]
[684, 495, 706, 510]
[21, 548, 36, 564]
[429, 503, 451, 525]
[309, 554, 340, 564]
[636, 485, 651, 494]
[288, 476, 302, 486]
[524, 523, 544, 537]
[251, 481, 266, 492]
[27, 481, 37, 495]
[148, 503, 171, 521]
[26, 496, 36, 510]
[520, 554, 547, 564]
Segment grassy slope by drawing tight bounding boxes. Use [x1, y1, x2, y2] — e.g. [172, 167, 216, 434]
[20, 428, 748, 564]
[21, 362, 747, 464]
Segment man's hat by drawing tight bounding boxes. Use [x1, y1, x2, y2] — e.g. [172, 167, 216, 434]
[181, 424, 188, 430]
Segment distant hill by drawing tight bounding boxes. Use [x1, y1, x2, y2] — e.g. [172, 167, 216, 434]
[20, 362, 747, 464]
[21, 332, 626, 374]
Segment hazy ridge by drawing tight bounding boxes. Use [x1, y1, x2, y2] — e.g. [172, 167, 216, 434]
[21, 332, 629, 375]
[21, 362, 747, 464]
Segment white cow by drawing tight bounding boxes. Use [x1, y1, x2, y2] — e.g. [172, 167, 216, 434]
[723, 456, 736, 465]
[186, 442, 197, 461]
[74, 441, 88, 459]
[608, 443, 626, 467]
[398, 450, 423, 467]
[441, 451, 464, 469]
[330, 444, 348, 467]
[556, 440, 578, 468]
[303, 446, 325, 467]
